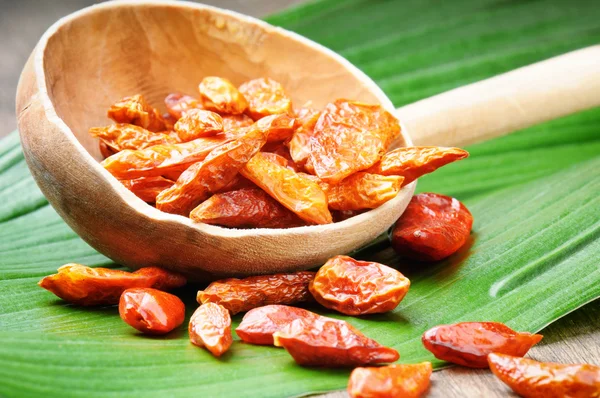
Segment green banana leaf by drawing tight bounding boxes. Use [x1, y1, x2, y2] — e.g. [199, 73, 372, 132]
[1, 0, 600, 397]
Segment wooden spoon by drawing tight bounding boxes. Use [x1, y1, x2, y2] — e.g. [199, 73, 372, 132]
[16, 1, 600, 280]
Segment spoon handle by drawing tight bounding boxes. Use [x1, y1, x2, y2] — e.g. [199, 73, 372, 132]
[395, 45, 600, 148]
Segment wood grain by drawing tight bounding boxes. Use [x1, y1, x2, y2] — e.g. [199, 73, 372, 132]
[397, 46, 600, 147]
[1, 1, 598, 397]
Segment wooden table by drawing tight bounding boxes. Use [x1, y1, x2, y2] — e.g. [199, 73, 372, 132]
[1, 1, 598, 397]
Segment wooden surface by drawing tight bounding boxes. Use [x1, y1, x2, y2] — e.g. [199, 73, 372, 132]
[398, 46, 600, 147]
[1, 1, 598, 397]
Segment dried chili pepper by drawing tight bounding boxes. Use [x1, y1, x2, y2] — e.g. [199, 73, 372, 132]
[132, 267, 187, 291]
[222, 114, 254, 130]
[99, 141, 116, 159]
[119, 176, 174, 203]
[99, 83, 472, 228]
[332, 210, 366, 222]
[348, 362, 432, 398]
[216, 113, 295, 141]
[213, 174, 256, 194]
[190, 188, 305, 228]
[156, 126, 267, 215]
[295, 106, 319, 126]
[164, 93, 204, 119]
[303, 157, 316, 175]
[107, 94, 167, 132]
[197, 271, 315, 315]
[162, 113, 177, 131]
[38, 264, 186, 306]
[119, 287, 185, 335]
[215, 126, 251, 141]
[161, 170, 185, 182]
[321, 172, 404, 211]
[236, 305, 319, 345]
[288, 112, 319, 168]
[199, 76, 248, 115]
[238, 77, 293, 120]
[189, 303, 233, 357]
[488, 353, 600, 398]
[273, 316, 399, 367]
[173, 109, 223, 141]
[240, 152, 332, 224]
[296, 171, 320, 184]
[255, 113, 297, 143]
[309, 100, 400, 184]
[422, 322, 543, 368]
[90, 124, 177, 152]
[262, 142, 300, 172]
[258, 152, 296, 171]
[368, 146, 469, 185]
[392, 193, 473, 261]
[101, 136, 229, 179]
[309, 255, 410, 315]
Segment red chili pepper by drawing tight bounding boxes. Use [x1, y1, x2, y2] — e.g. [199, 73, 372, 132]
[422, 322, 542, 368]
[488, 353, 600, 398]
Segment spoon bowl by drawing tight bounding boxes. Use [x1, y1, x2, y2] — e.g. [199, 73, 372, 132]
[16, 0, 414, 279]
[17, 1, 600, 280]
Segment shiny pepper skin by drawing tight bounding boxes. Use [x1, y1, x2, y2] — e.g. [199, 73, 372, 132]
[422, 322, 543, 368]
[309, 99, 400, 184]
[213, 173, 256, 194]
[216, 113, 296, 142]
[488, 353, 600, 398]
[190, 188, 305, 228]
[156, 126, 267, 215]
[90, 124, 177, 152]
[288, 111, 319, 168]
[119, 288, 185, 335]
[197, 271, 316, 315]
[348, 362, 433, 398]
[119, 176, 174, 203]
[262, 143, 300, 172]
[189, 303, 233, 357]
[38, 264, 186, 306]
[259, 152, 297, 171]
[309, 255, 410, 315]
[238, 78, 294, 121]
[273, 316, 399, 367]
[236, 305, 320, 345]
[295, 106, 320, 126]
[255, 113, 297, 143]
[199, 76, 248, 115]
[107, 94, 167, 132]
[216, 126, 251, 141]
[102, 136, 229, 179]
[321, 172, 404, 211]
[173, 109, 224, 141]
[368, 146, 469, 185]
[164, 93, 204, 119]
[240, 152, 332, 225]
[392, 193, 473, 261]
[222, 114, 254, 130]
[304, 157, 316, 174]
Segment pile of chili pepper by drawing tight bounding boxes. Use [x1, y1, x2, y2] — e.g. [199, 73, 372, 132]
[36, 76, 600, 397]
[38, 192, 600, 397]
[92, 76, 468, 227]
